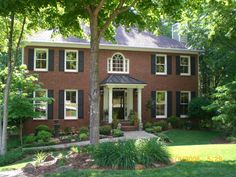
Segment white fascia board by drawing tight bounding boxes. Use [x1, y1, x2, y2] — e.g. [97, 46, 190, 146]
[101, 84, 147, 89]
[23, 40, 201, 55]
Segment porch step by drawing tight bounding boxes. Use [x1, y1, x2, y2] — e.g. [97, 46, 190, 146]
[120, 121, 133, 126]
[121, 125, 138, 131]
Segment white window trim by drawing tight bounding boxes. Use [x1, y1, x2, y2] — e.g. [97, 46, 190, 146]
[33, 89, 48, 120]
[107, 52, 129, 74]
[34, 48, 49, 71]
[180, 55, 191, 76]
[156, 54, 167, 75]
[64, 50, 78, 72]
[64, 89, 78, 120]
[180, 91, 191, 118]
[156, 91, 167, 119]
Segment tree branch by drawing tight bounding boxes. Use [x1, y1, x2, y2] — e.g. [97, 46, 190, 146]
[94, 0, 105, 16]
[98, 0, 137, 39]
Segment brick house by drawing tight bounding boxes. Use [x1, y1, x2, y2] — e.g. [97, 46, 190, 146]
[22, 26, 199, 134]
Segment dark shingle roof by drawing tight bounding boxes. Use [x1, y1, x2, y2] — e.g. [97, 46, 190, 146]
[101, 74, 146, 85]
[27, 26, 187, 49]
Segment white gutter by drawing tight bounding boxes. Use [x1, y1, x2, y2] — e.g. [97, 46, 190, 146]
[23, 40, 201, 55]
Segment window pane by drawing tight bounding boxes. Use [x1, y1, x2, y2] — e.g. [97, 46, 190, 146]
[66, 51, 77, 61]
[65, 91, 77, 118]
[157, 65, 165, 73]
[156, 104, 165, 115]
[180, 92, 189, 104]
[36, 60, 46, 69]
[112, 54, 124, 72]
[180, 58, 188, 65]
[180, 66, 189, 74]
[156, 56, 165, 64]
[34, 90, 47, 119]
[66, 61, 77, 70]
[156, 92, 165, 103]
[156, 91, 166, 116]
[36, 50, 47, 60]
[180, 105, 188, 115]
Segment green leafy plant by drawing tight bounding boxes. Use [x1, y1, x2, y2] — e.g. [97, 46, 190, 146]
[99, 125, 112, 135]
[153, 120, 168, 130]
[112, 113, 119, 129]
[144, 122, 153, 129]
[36, 130, 52, 142]
[128, 110, 139, 126]
[64, 127, 72, 135]
[0, 149, 25, 166]
[34, 152, 47, 166]
[153, 126, 162, 133]
[69, 146, 80, 154]
[167, 116, 184, 129]
[24, 135, 36, 144]
[145, 127, 155, 133]
[79, 127, 89, 134]
[35, 125, 51, 135]
[112, 129, 124, 137]
[79, 133, 88, 141]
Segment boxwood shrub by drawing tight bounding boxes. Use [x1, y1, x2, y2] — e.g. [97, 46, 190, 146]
[99, 125, 112, 135]
[35, 125, 52, 135]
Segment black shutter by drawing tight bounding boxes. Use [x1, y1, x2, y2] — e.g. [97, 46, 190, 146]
[191, 56, 196, 75]
[59, 90, 64, 119]
[176, 56, 180, 75]
[48, 49, 54, 71]
[47, 90, 54, 119]
[167, 56, 172, 75]
[151, 54, 156, 74]
[59, 50, 65, 72]
[176, 91, 180, 117]
[78, 51, 84, 72]
[78, 90, 84, 118]
[28, 48, 34, 71]
[191, 91, 196, 100]
[167, 91, 172, 117]
[151, 91, 156, 118]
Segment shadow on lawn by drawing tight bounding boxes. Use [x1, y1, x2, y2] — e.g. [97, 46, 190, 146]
[45, 160, 236, 177]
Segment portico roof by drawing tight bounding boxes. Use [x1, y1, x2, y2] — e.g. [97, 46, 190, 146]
[100, 74, 146, 87]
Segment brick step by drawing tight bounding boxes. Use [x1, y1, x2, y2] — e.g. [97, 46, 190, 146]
[119, 121, 133, 126]
[121, 125, 138, 131]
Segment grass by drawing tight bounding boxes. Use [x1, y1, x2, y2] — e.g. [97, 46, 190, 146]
[162, 129, 222, 146]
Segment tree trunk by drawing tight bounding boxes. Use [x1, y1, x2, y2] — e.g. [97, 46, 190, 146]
[89, 15, 100, 145]
[20, 120, 23, 146]
[0, 106, 2, 150]
[0, 14, 14, 155]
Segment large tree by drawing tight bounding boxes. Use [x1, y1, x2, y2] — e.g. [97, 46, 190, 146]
[42, 0, 187, 144]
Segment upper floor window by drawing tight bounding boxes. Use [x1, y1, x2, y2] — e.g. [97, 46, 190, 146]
[65, 50, 78, 72]
[156, 91, 167, 118]
[33, 90, 48, 120]
[180, 91, 191, 117]
[180, 56, 190, 75]
[65, 90, 78, 119]
[108, 53, 129, 74]
[34, 48, 48, 71]
[156, 54, 167, 75]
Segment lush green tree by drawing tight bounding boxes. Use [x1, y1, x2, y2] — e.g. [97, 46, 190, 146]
[43, 0, 188, 144]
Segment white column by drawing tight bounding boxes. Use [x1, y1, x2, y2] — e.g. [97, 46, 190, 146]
[127, 88, 133, 120]
[137, 88, 142, 129]
[103, 88, 108, 111]
[108, 87, 113, 124]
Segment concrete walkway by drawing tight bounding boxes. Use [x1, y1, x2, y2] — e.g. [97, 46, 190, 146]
[23, 131, 156, 151]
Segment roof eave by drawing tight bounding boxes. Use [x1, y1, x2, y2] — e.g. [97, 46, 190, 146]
[22, 40, 201, 55]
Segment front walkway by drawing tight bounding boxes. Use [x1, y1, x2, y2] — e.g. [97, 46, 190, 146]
[23, 131, 156, 151]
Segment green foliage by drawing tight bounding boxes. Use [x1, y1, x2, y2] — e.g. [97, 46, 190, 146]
[64, 127, 72, 135]
[188, 97, 214, 119]
[0, 149, 24, 166]
[128, 110, 139, 125]
[99, 125, 112, 135]
[145, 128, 154, 133]
[157, 134, 172, 144]
[34, 152, 47, 166]
[69, 146, 80, 154]
[167, 116, 184, 129]
[112, 113, 119, 129]
[144, 122, 153, 129]
[112, 129, 124, 137]
[79, 127, 89, 135]
[36, 130, 52, 142]
[136, 139, 170, 166]
[24, 135, 36, 144]
[35, 125, 51, 135]
[79, 133, 88, 141]
[153, 120, 168, 130]
[226, 136, 236, 143]
[153, 126, 162, 133]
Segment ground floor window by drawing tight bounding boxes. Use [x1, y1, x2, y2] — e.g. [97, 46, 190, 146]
[180, 91, 191, 117]
[33, 90, 48, 120]
[156, 91, 167, 118]
[65, 90, 78, 119]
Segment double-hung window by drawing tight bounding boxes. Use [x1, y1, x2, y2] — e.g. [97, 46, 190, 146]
[34, 48, 48, 71]
[65, 90, 78, 119]
[180, 91, 191, 117]
[65, 50, 78, 72]
[107, 53, 129, 74]
[33, 90, 48, 120]
[156, 91, 167, 118]
[180, 56, 190, 75]
[156, 54, 167, 75]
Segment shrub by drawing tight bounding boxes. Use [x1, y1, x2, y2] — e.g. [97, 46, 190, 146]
[167, 116, 184, 129]
[157, 134, 172, 143]
[34, 152, 47, 166]
[145, 127, 154, 133]
[92, 140, 137, 169]
[144, 122, 152, 129]
[112, 129, 124, 137]
[64, 127, 72, 135]
[136, 138, 170, 166]
[0, 149, 25, 166]
[79, 127, 89, 134]
[129, 110, 139, 125]
[99, 125, 112, 135]
[24, 135, 36, 144]
[112, 113, 119, 129]
[226, 136, 236, 143]
[35, 125, 51, 135]
[36, 130, 52, 142]
[153, 120, 168, 130]
[153, 126, 162, 133]
[79, 133, 88, 141]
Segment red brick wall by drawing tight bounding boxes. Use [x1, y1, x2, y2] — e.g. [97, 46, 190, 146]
[23, 46, 198, 134]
